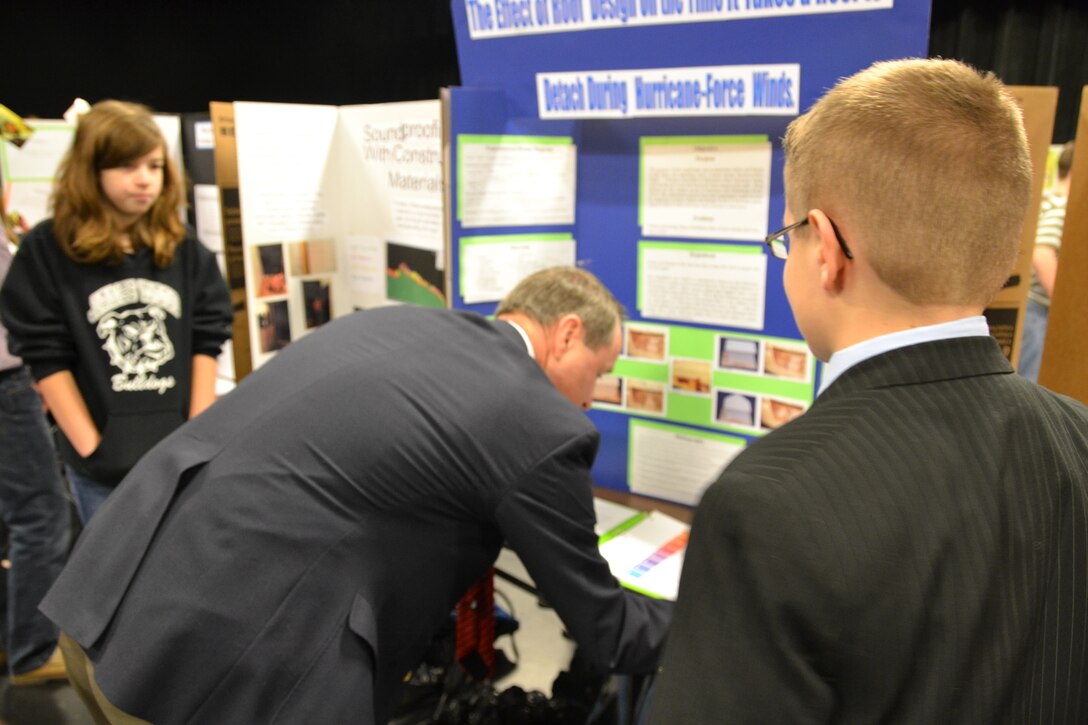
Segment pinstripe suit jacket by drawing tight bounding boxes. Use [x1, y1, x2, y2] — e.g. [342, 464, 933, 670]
[649, 336, 1088, 724]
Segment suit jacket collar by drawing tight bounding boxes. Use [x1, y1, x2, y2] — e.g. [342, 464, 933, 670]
[491, 318, 533, 355]
[818, 335, 1013, 403]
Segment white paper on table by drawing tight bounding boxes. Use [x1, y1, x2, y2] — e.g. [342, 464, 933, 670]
[598, 511, 690, 601]
[593, 497, 641, 538]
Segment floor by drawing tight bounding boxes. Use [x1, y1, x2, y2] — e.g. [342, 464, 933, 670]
[491, 547, 579, 696]
[0, 679, 93, 725]
[0, 549, 576, 724]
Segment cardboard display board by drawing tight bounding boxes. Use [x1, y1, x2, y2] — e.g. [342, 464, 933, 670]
[1039, 86, 1088, 403]
[209, 102, 253, 380]
[984, 86, 1058, 364]
[215, 99, 445, 375]
[448, 0, 933, 503]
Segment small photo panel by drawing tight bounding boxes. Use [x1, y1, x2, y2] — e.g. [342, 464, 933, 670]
[716, 391, 758, 429]
[255, 300, 291, 354]
[302, 279, 333, 330]
[671, 358, 712, 395]
[760, 396, 808, 430]
[593, 375, 625, 406]
[253, 244, 287, 298]
[625, 325, 668, 361]
[718, 335, 760, 373]
[627, 380, 666, 415]
[763, 340, 810, 381]
[287, 239, 338, 276]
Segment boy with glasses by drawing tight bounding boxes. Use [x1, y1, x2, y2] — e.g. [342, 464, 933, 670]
[649, 58, 1088, 724]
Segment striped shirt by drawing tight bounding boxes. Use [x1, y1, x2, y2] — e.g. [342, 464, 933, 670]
[1028, 192, 1067, 307]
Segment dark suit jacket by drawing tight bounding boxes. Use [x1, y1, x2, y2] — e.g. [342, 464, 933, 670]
[41, 306, 670, 724]
[649, 336, 1088, 724]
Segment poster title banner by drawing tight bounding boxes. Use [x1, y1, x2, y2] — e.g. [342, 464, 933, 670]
[538, 64, 799, 119]
[466, 0, 894, 39]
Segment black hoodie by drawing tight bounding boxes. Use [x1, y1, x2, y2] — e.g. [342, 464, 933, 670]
[0, 219, 232, 485]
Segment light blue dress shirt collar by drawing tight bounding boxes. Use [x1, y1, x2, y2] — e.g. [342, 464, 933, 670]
[817, 315, 991, 397]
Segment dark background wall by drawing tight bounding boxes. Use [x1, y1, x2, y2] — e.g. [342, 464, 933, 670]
[5, 0, 1087, 141]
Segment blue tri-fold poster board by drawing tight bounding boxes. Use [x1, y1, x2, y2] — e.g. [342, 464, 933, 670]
[447, 0, 932, 505]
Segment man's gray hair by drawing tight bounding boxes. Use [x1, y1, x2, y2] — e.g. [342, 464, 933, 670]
[496, 267, 624, 349]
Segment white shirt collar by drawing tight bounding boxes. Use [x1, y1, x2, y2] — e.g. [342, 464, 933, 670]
[817, 315, 991, 396]
[503, 319, 536, 359]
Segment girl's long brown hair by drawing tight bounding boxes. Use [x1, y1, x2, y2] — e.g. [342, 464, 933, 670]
[52, 100, 185, 268]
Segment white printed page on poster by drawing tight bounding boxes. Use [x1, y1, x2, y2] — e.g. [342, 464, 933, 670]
[457, 135, 576, 228]
[537, 64, 800, 120]
[640, 136, 771, 241]
[234, 102, 339, 245]
[459, 233, 576, 303]
[336, 101, 446, 310]
[628, 419, 744, 506]
[336, 101, 444, 253]
[0, 121, 72, 231]
[638, 241, 767, 329]
[345, 234, 387, 310]
[193, 184, 224, 255]
[464, 0, 896, 39]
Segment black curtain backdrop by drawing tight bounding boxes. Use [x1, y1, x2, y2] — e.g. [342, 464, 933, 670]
[5, 0, 1086, 139]
[929, 0, 1088, 142]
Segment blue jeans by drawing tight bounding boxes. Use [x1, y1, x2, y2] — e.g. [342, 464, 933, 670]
[0, 367, 70, 674]
[1018, 298, 1049, 383]
[65, 466, 115, 525]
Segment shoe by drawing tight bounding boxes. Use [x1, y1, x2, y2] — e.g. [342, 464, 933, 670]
[10, 647, 68, 686]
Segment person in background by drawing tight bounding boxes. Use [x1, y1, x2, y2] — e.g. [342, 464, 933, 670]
[0, 195, 70, 685]
[1018, 140, 1074, 382]
[40, 267, 670, 724]
[649, 58, 1088, 724]
[0, 100, 233, 523]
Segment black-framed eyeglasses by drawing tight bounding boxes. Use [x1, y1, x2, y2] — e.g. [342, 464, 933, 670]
[764, 216, 854, 261]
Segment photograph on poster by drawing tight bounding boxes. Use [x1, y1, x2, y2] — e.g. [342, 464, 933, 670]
[763, 340, 810, 381]
[302, 279, 333, 330]
[255, 300, 291, 354]
[386, 241, 445, 308]
[760, 396, 808, 431]
[715, 390, 758, 429]
[717, 335, 761, 373]
[625, 324, 668, 361]
[627, 380, 666, 415]
[671, 358, 712, 394]
[593, 374, 625, 406]
[253, 244, 287, 298]
[287, 239, 337, 276]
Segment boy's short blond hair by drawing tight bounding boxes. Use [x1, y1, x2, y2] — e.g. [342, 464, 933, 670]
[784, 58, 1032, 306]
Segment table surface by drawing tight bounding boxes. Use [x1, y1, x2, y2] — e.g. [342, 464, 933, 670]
[593, 486, 694, 525]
